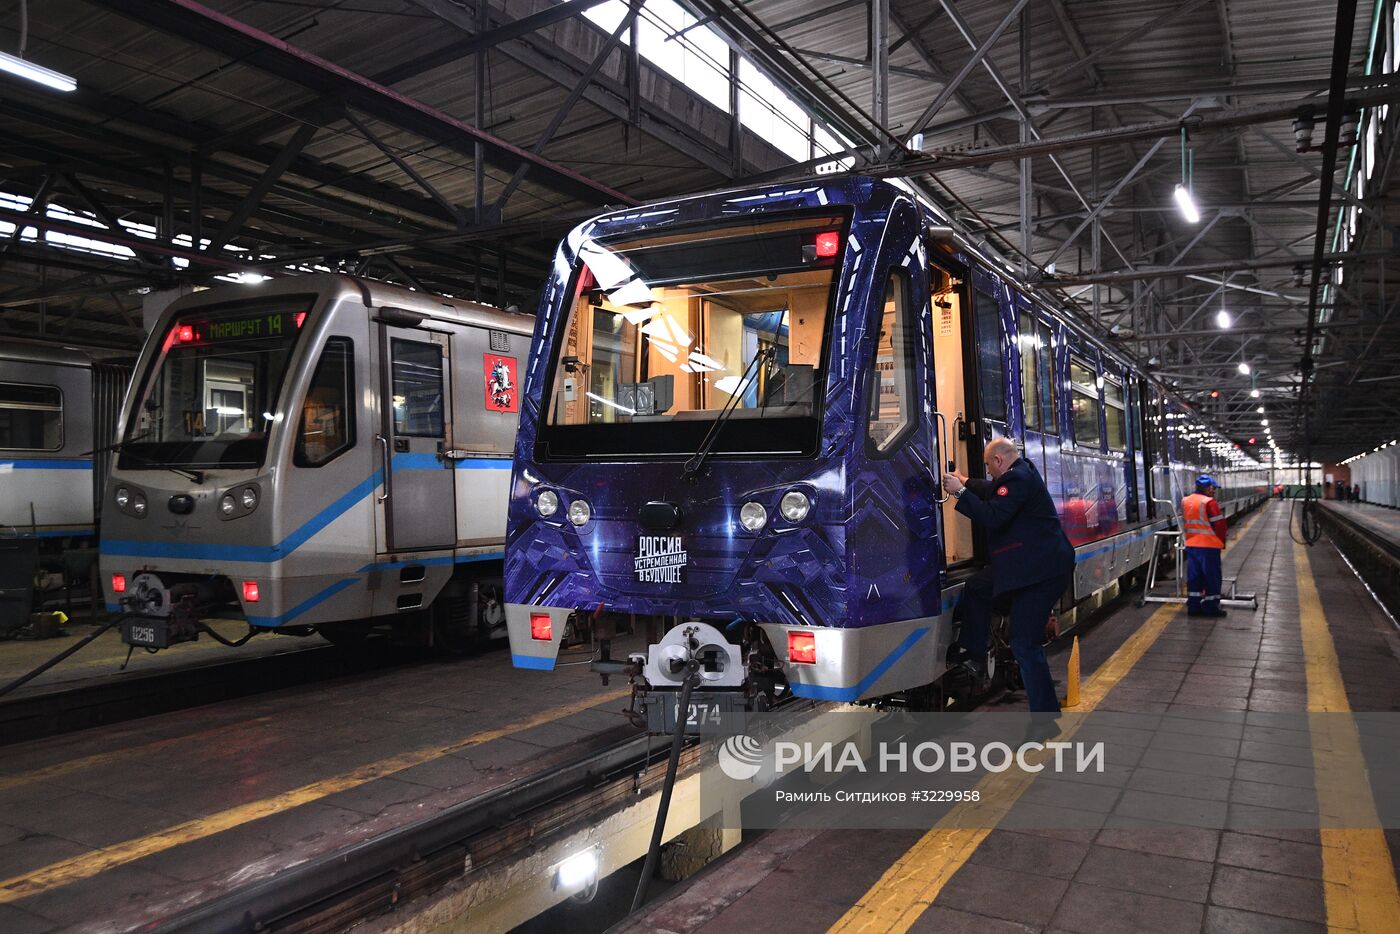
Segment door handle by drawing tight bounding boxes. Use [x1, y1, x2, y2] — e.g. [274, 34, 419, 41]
[934, 411, 951, 504]
[376, 434, 391, 503]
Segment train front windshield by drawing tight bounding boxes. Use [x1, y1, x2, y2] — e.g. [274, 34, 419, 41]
[119, 298, 312, 469]
[537, 212, 846, 459]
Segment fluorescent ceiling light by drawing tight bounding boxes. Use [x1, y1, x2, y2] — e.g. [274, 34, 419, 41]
[1173, 184, 1200, 224]
[0, 51, 76, 93]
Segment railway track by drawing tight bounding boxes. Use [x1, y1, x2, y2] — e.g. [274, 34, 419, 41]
[0, 640, 432, 746]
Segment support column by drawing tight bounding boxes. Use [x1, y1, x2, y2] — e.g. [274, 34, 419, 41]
[872, 0, 889, 157]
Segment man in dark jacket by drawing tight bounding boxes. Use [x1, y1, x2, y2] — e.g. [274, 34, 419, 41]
[943, 437, 1076, 714]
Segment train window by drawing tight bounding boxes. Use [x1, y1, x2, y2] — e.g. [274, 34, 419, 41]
[1103, 376, 1126, 451]
[867, 274, 914, 454]
[1069, 355, 1102, 449]
[295, 338, 354, 467]
[974, 288, 1006, 422]
[0, 382, 62, 451]
[1038, 322, 1057, 434]
[1018, 311, 1038, 431]
[538, 209, 848, 459]
[391, 339, 445, 438]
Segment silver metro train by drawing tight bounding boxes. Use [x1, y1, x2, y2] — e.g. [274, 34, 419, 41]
[98, 275, 532, 651]
[1, 340, 129, 547]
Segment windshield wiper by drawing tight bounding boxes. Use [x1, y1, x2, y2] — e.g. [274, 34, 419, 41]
[683, 347, 775, 480]
[84, 433, 205, 484]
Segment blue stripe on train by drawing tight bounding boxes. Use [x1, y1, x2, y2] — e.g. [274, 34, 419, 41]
[392, 453, 511, 472]
[101, 470, 384, 562]
[0, 459, 93, 469]
[512, 654, 556, 670]
[789, 626, 931, 703]
[1, 527, 96, 539]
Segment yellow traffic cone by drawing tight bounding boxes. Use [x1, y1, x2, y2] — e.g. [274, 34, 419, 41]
[1062, 636, 1081, 708]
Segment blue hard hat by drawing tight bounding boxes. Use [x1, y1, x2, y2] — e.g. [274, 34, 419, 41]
[1196, 474, 1217, 488]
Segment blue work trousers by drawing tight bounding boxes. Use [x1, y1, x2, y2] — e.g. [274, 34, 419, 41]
[1186, 546, 1223, 614]
[958, 569, 1067, 713]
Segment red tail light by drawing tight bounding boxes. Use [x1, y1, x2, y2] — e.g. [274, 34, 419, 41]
[174, 324, 194, 343]
[293, 311, 307, 328]
[111, 573, 126, 594]
[814, 230, 841, 258]
[242, 580, 260, 603]
[530, 612, 553, 641]
[788, 631, 817, 665]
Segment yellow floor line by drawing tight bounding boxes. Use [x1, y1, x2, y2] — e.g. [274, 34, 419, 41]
[0, 687, 630, 904]
[1294, 540, 1400, 933]
[830, 505, 1272, 934]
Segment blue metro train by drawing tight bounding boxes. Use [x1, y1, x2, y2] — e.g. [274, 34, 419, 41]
[504, 176, 1265, 712]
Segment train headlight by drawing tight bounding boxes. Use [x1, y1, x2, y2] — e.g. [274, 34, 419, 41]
[739, 501, 767, 532]
[240, 487, 258, 510]
[220, 495, 237, 516]
[779, 490, 811, 523]
[115, 487, 130, 508]
[567, 499, 591, 527]
[131, 495, 147, 517]
[536, 489, 560, 517]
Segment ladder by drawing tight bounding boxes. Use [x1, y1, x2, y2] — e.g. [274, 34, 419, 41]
[1138, 469, 1257, 610]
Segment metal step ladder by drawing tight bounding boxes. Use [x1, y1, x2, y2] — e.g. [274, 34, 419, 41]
[1138, 470, 1257, 611]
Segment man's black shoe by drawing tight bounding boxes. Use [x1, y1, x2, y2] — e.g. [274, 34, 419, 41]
[1021, 715, 1062, 745]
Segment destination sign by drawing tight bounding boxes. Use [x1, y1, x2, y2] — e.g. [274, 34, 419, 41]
[169, 310, 306, 347]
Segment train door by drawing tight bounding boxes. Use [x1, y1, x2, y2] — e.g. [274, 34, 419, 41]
[929, 260, 978, 567]
[378, 323, 457, 552]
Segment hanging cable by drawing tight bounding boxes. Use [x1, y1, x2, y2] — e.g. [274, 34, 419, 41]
[0, 614, 126, 699]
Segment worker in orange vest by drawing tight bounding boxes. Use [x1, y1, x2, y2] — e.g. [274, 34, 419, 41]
[1181, 474, 1228, 617]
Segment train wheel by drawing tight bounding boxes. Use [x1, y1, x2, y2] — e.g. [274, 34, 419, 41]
[319, 621, 373, 648]
[431, 606, 475, 656]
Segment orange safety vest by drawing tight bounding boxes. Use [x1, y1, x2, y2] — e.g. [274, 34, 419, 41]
[1181, 493, 1223, 549]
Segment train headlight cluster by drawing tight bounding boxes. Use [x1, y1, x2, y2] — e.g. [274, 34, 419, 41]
[114, 485, 148, 518]
[218, 483, 262, 521]
[779, 490, 811, 523]
[536, 489, 560, 517]
[567, 499, 591, 527]
[740, 501, 768, 532]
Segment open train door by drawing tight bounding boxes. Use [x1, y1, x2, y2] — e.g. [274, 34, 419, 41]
[928, 257, 978, 568]
[377, 319, 457, 552]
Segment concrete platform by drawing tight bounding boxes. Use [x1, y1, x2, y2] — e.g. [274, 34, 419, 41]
[0, 638, 636, 932]
[619, 502, 1400, 934]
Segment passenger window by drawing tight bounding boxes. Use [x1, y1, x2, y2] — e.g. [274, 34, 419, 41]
[390, 339, 445, 437]
[974, 288, 1006, 421]
[1018, 311, 1038, 431]
[1103, 376, 1126, 451]
[1038, 322, 1057, 434]
[295, 338, 355, 467]
[0, 383, 62, 450]
[867, 275, 914, 453]
[1069, 355, 1102, 449]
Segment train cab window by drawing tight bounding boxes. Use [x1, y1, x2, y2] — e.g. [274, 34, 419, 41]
[295, 338, 355, 467]
[1069, 355, 1102, 449]
[0, 383, 62, 450]
[1038, 322, 1057, 434]
[390, 339, 445, 437]
[867, 274, 914, 454]
[1018, 311, 1039, 431]
[1103, 376, 1126, 451]
[974, 288, 1006, 422]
